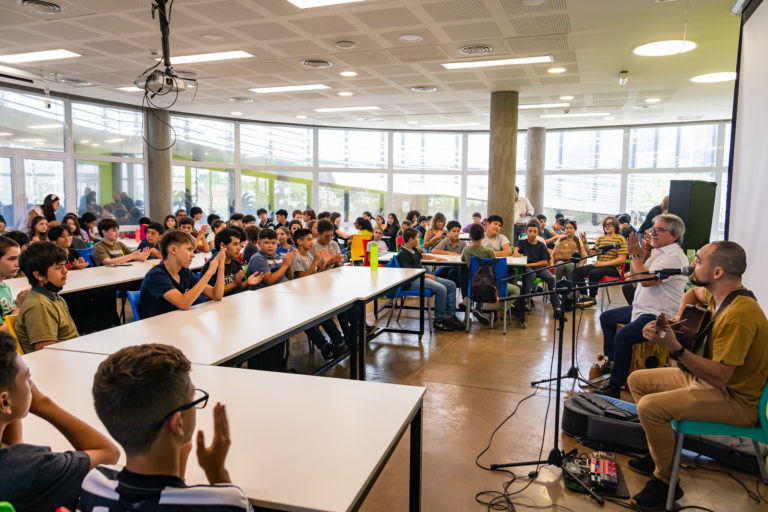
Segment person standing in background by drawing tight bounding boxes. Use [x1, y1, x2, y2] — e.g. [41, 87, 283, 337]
[513, 186, 534, 241]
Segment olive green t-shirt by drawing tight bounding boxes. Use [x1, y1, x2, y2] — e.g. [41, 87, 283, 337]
[461, 244, 495, 264]
[91, 240, 131, 266]
[702, 288, 768, 410]
[16, 287, 78, 353]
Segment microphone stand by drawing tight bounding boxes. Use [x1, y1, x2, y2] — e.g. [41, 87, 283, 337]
[491, 275, 667, 506]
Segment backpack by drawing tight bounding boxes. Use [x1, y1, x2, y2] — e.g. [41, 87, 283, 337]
[470, 259, 499, 303]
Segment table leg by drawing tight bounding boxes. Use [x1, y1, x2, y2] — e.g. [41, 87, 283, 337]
[419, 273, 425, 339]
[409, 404, 422, 512]
[373, 297, 379, 320]
[348, 303, 359, 380]
[357, 300, 367, 381]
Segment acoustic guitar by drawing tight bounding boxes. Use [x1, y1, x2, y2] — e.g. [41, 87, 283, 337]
[655, 304, 711, 371]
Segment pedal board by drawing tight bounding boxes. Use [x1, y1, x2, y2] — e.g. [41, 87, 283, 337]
[589, 451, 618, 491]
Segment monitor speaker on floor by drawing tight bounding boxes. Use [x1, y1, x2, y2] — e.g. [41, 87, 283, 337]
[667, 180, 717, 251]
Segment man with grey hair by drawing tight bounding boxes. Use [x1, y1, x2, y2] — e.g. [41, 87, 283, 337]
[595, 214, 689, 398]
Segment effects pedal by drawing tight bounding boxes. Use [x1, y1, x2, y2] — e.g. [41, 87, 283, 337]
[589, 451, 618, 491]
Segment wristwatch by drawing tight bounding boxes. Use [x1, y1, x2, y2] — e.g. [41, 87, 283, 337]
[670, 346, 686, 360]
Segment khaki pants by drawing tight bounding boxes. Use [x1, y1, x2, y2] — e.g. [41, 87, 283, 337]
[628, 367, 756, 483]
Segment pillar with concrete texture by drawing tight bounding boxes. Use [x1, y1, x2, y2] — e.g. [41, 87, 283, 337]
[146, 108, 172, 218]
[525, 127, 546, 218]
[488, 91, 519, 240]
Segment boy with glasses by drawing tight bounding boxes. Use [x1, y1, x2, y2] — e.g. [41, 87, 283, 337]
[81, 343, 252, 511]
[573, 216, 628, 308]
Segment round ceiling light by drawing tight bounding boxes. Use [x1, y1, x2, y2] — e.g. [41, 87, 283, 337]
[301, 59, 332, 69]
[398, 34, 423, 43]
[230, 111, 243, 116]
[547, 67, 566, 74]
[19, 0, 64, 15]
[559, 95, 574, 100]
[410, 86, 438, 93]
[58, 77, 92, 87]
[296, 115, 307, 119]
[645, 98, 661, 103]
[407, 120, 419, 124]
[633, 40, 697, 57]
[338, 91, 353, 96]
[690, 71, 736, 83]
[335, 40, 356, 50]
[339, 71, 358, 77]
[459, 45, 493, 56]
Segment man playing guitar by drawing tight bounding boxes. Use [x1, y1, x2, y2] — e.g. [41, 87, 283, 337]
[627, 241, 768, 510]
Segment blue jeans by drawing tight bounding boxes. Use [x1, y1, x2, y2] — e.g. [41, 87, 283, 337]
[521, 267, 559, 308]
[407, 276, 456, 322]
[599, 306, 656, 387]
[435, 265, 461, 290]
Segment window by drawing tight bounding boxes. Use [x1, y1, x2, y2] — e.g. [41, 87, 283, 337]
[392, 174, 460, 221]
[241, 170, 312, 215]
[466, 132, 527, 172]
[240, 124, 312, 166]
[466, 175, 488, 219]
[393, 132, 461, 170]
[72, 103, 143, 157]
[625, 172, 716, 226]
[318, 172, 386, 220]
[0, 89, 64, 151]
[723, 123, 732, 167]
[76, 161, 145, 219]
[546, 129, 622, 170]
[24, 159, 66, 221]
[0, 157, 13, 227]
[172, 117, 235, 164]
[629, 125, 717, 168]
[542, 174, 621, 229]
[172, 166, 234, 217]
[319, 129, 387, 168]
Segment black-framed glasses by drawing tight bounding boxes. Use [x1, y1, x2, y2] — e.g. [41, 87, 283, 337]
[152, 388, 209, 431]
[649, 227, 669, 234]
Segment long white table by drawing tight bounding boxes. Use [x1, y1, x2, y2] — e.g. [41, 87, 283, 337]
[21, 349, 425, 511]
[377, 252, 527, 267]
[7, 253, 209, 297]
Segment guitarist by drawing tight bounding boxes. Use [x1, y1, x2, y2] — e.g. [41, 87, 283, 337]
[627, 241, 768, 511]
[596, 214, 689, 398]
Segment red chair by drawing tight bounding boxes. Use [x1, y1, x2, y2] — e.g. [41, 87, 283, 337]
[599, 260, 627, 310]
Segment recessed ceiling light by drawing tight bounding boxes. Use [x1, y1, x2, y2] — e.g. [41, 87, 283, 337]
[286, 0, 364, 7]
[407, 120, 419, 124]
[559, 95, 574, 100]
[0, 49, 80, 63]
[230, 111, 243, 116]
[79, 139, 89, 143]
[338, 91, 353, 96]
[14, 138, 46, 142]
[645, 98, 661, 103]
[519, 102, 570, 110]
[201, 34, 226, 42]
[603, 116, 616, 120]
[339, 71, 358, 77]
[117, 86, 143, 92]
[633, 40, 697, 57]
[441, 55, 552, 70]
[167, 50, 253, 65]
[27, 123, 61, 129]
[313, 105, 380, 112]
[421, 123, 480, 128]
[548, 67, 567, 74]
[228, 97, 254, 103]
[295, 115, 308, 119]
[250, 84, 330, 93]
[399, 34, 423, 43]
[538, 112, 610, 118]
[690, 72, 736, 83]
[0, 132, 13, 137]
[410, 86, 437, 93]
[335, 40, 356, 50]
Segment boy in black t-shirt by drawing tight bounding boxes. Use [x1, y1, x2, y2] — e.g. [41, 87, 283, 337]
[137, 222, 163, 259]
[513, 221, 559, 312]
[0, 331, 119, 512]
[201, 228, 262, 297]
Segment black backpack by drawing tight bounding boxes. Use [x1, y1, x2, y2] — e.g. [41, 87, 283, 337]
[470, 259, 499, 304]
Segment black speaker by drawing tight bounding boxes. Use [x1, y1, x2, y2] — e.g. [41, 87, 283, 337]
[668, 180, 717, 251]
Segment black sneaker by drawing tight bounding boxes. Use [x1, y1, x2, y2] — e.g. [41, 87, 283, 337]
[472, 309, 490, 325]
[433, 320, 456, 332]
[366, 323, 376, 335]
[628, 454, 655, 476]
[320, 343, 335, 361]
[599, 359, 613, 375]
[331, 342, 348, 358]
[595, 383, 621, 399]
[457, 302, 467, 312]
[631, 477, 683, 511]
[444, 316, 466, 330]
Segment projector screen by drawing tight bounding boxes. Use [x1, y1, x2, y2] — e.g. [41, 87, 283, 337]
[728, 0, 768, 306]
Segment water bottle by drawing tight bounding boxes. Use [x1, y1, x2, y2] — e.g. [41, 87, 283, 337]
[370, 242, 378, 271]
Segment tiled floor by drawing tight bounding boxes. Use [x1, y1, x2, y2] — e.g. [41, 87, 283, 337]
[289, 296, 768, 512]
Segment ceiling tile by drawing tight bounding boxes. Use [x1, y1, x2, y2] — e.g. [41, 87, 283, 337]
[290, 15, 358, 35]
[234, 22, 301, 41]
[83, 39, 146, 57]
[506, 34, 569, 55]
[387, 45, 450, 63]
[500, 0, 567, 16]
[480, 68, 528, 80]
[0, 7, 42, 27]
[319, 34, 383, 52]
[185, 1, 262, 23]
[442, 22, 502, 41]
[491, 79, 532, 89]
[422, 0, 490, 22]
[539, 74, 580, 85]
[450, 81, 493, 90]
[336, 51, 398, 67]
[354, 7, 421, 29]
[269, 40, 329, 56]
[378, 28, 439, 46]
[510, 14, 571, 36]
[371, 64, 422, 76]
[80, 14, 154, 35]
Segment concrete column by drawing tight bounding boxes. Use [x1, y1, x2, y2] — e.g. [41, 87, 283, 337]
[526, 127, 546, 216]
[488, 91, 518, 240]
[146, 109, 172, 218]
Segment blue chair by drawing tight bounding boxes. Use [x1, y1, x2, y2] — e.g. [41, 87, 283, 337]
[127, 291, 141, 321]
[75, 247, 93, 267]
[666, 381, 768, 510]
[467, 257, 514, 333]
[384, 256, 434, 334]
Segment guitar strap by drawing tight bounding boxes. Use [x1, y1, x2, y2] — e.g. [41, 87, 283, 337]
[697, 288, 757, 345]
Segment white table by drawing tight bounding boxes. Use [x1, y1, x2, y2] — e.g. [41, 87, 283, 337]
[377, 252, 527, 267]
[22, 349, 425, 511]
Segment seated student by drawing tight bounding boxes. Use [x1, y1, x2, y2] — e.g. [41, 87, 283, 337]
[550, 219, 587, 282]
[330, 212, 350, 244]
[397, 228, 464, 332]
[189, 206, 204, 231]
[461, 223, 521, 324]
[292, 209, 303, 222]
[62, 213, 88, 249]
[201, 228, 262, 297]
[242, 225, 261, 264]
[573, 216, 628, 308]
[292, 228, 347, 360]
[137, 222, 163, 259]
[354, 216, 373, 240]
[513, 221, 560, 312]
[179, 216, 211, 253]
[175, 208, 187, 219]
[3, 230, 29, 252]
[229, 213, 245, 228]
[274, 209, 288, 228]
[0, 214, 5, 235]
[47, 225, 89, 270]
[28, 215, 48, 242]
[366, 227, 389, 255]
[303, 209, 317, 225]
[618, 213, 637, 240]
[242, 214, 257, 227]
[138, 230, 226, 319]
[414, 216, 428, 240]
[482, 215, 513, 257]
[463, 212, 482, 233]
[82, 343, 252, 512]
[256, 208, 273, 229]
[431, 220, 466, 287]
[552, 212, 565, 234]
[0, 236, 27, 332]
[247, 228, 295, 290]
[276, 226, 294, 256]
[15, 242, 79, 352]
[423, 213, 447, 252]
[396, 220, 412, 248]
[207, 213, 220, 227]
[536, 214, 560, 249]
[164, 214, 179, 231]
[92, 218, 151, 266]
[0, 332, 119, 511]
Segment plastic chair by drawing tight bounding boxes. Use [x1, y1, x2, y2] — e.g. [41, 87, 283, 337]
[466, 257, 514, 333]
[0, 501, 16, 512]
[598, 259, 627, 311]
[75, 247, 93, 267]
[126, 291, 141, 321]
[666, 381, 768, 510]
[384, 257, 433, 334]
[3, 315, 24, 355]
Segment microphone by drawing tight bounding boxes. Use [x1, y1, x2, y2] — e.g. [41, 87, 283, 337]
[654, 266, 693, 277]
[597, 242, 621, 253]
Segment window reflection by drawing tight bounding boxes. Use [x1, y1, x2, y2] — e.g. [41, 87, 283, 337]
[0, 89, 64, 151]
[76, 161, 145, 221]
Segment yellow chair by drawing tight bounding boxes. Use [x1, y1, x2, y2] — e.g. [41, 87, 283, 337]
[3, 315, 24, 355]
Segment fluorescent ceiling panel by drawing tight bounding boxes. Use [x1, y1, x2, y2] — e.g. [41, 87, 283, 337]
[0, 49, 80, 64]
[251, 84, 329, 93]
[286, 0, 364, 7]
[313, 105, 380, 112]
[441, 56, 552, 70]
[168, 50, 253, 65]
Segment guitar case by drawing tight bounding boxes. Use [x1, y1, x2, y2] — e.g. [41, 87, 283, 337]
[562, 392, 766, 475]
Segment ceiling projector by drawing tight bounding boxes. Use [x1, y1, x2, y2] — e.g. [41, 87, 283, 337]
[134, 69, 192, 95]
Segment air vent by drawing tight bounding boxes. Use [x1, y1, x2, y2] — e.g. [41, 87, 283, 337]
[410, 86, 438, 93]
[228, 97, 254, 103]
[301, 59, 332, 69]
[174, 70, 198, 79]
[18, 0, 63, 15]
[58, 77, 92, 87]
[459, 45, 493, 56]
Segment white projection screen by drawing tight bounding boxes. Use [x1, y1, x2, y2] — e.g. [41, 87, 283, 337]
[728, 0, 768, 305]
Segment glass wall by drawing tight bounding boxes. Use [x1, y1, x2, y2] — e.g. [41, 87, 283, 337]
[542, 174, 622, 228]
[172, 166, 234, 217]
[393, 132, 461, 170]
[76, 161, 145, 220]
[241, 170, 312, 215]
[72, 103, 143, 158]
[319, 129, 387, 168]
[546, 129, 623, 170]
[625, 172, 716, 226]
[392, 174, 460, 221]
[241, 124, 312, 166]
[0, 157, 13, 227]
[629, 124, 717, 169]
[24, 159, 65, 220]
[171, 116, 235, 164]
[0, 89, 64, 152]
[318, 172, 386, 218]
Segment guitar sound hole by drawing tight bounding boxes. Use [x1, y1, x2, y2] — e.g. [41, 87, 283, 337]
[645, 356, 660, 369]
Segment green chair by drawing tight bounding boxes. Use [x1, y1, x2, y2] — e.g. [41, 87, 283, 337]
[666, 381, 768, 510]
[0, 502, 15, 512]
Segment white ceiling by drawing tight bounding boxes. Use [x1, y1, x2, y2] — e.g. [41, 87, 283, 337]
[0, 0, 740, 130]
